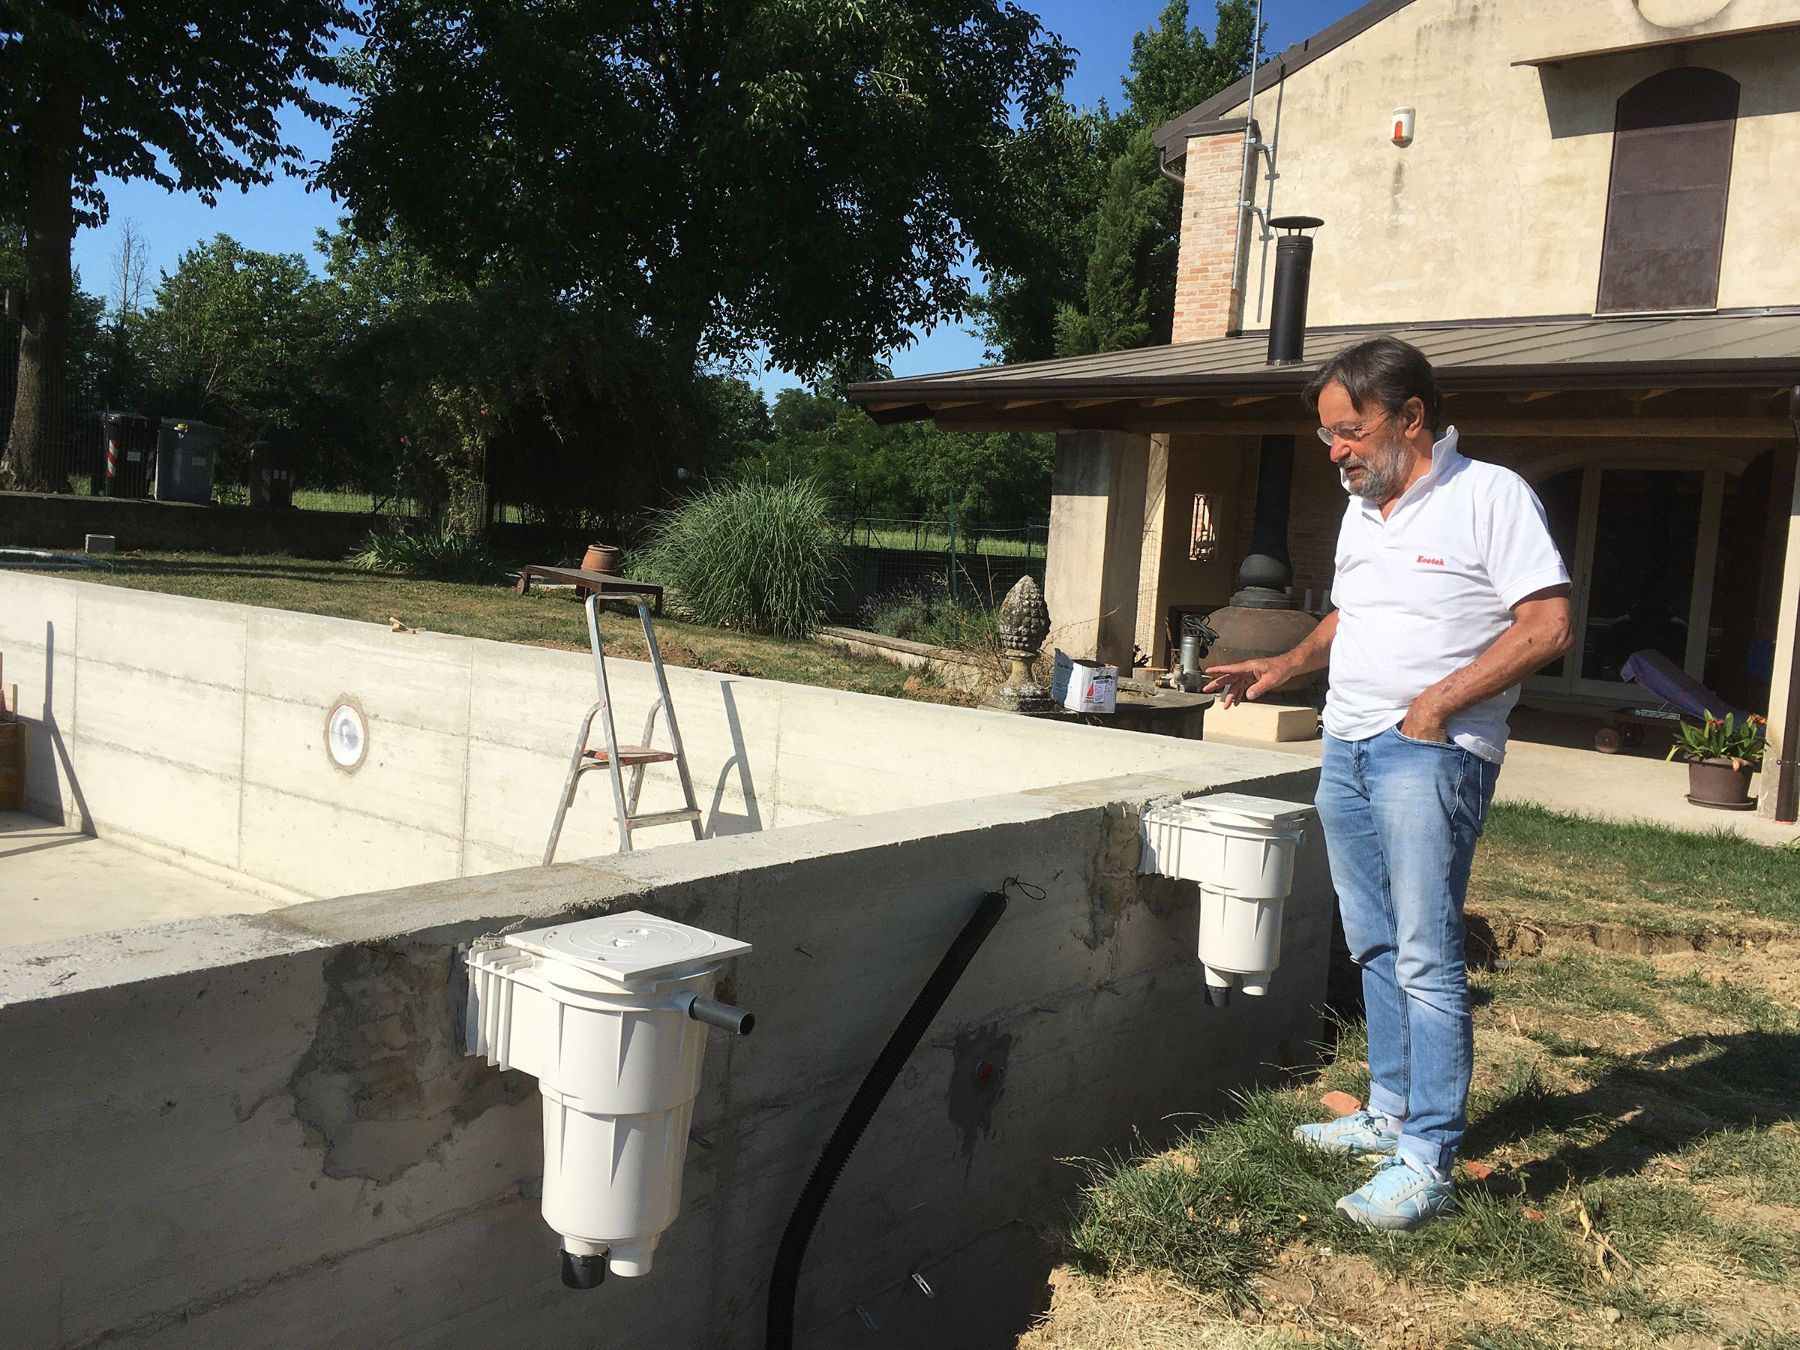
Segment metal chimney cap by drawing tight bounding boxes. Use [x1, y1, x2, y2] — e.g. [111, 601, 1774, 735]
[1268, 215, 1324, 234]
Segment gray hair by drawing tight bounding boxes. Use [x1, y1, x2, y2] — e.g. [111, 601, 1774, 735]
[1302, 337, 1445, 437]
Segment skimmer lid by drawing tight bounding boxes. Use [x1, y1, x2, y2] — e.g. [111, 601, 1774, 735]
[509, 912, 751, 986]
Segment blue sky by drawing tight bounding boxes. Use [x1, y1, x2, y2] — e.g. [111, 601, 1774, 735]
[68, 0, 1361, 393]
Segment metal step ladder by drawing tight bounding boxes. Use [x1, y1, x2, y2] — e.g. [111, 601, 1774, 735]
[543, 591, 704, 862]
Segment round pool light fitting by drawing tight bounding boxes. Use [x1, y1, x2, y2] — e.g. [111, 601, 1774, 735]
[325, 700, 369, 772]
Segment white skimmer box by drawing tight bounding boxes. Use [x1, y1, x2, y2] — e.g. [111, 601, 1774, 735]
[464, 912, 753, 1286]
[1139, 793, 1313, 1005]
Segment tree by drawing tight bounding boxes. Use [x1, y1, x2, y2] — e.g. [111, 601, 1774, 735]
[2, 215, 105, 481]
[0, 0, 351, 488]
[108, 217, 149, 323]
[1054, 131, 1165, 357]
[326, 0, 1073, 422]
[141, 235, 330, 435]
[976, 0, 1257, 363]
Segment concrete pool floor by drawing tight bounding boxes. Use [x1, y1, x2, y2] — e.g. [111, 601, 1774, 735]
[0, 811, 282, 947]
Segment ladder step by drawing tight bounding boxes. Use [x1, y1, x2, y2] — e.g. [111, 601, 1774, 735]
[624, 808, 704, 831]
[582, 746, 678, 767]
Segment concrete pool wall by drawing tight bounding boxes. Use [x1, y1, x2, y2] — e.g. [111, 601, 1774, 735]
[0, 763, 1330, 1349]
[1, 571, 1264, 899]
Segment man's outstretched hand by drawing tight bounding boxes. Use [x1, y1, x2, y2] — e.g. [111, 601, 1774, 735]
[1203, 658, 1286, 709]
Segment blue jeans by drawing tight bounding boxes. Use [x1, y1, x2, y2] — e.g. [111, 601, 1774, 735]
[1315, 726, 1499, 1177]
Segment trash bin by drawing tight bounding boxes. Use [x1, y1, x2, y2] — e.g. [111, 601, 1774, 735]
[99, 412, 158, 499]
[154, 418, 220, 504]
[247, 440, 296, 508]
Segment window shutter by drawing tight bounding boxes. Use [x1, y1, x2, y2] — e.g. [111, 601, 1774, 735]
[1596, 68, 1739, 314]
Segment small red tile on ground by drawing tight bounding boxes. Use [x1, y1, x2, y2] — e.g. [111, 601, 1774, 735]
[1522, 1206, 1545, 1221]
[1320, 1091, 1362, 1115]
[1462, 1160, 1496, 1181]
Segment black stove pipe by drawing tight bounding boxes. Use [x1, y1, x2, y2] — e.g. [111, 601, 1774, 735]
[1228, 434, 1298, 609]
[1266, 216, 1322, 366]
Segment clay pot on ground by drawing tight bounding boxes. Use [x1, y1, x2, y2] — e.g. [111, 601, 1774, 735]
[1684, 756, 1756, 811]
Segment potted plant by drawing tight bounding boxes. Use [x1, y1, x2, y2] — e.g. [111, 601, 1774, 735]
[1666, 711, 1766, 810]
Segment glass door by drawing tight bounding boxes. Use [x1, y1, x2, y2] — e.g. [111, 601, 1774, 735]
[1527, 463, 1720, 703]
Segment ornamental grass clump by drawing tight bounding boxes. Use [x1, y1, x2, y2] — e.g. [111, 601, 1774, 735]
[639, 479, 843, 638]
[348, 521, 499, 582]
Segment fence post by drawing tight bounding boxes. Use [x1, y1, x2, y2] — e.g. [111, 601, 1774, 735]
[947, 499, 958, 603]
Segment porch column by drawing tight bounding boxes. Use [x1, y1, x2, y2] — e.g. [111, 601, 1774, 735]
[1134, 435, 1172, 665]
[1762, 435, 1800, 820]
[1044, 430, 1151, 669]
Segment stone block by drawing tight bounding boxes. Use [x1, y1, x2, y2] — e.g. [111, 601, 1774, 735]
[1204, 699, 1320, 742]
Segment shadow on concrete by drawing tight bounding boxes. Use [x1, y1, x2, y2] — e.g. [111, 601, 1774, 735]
[805, 1219, 1058, 1350]
[705, 682, 764, 839]
[28, 621, 90, 832]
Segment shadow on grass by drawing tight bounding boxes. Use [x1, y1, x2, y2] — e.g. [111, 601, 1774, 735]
[1464, 1028, 1800, 1196]
[102, 556, 372, 581]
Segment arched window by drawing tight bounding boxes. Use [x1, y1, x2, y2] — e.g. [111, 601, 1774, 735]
[1596, 67, 1739, 314]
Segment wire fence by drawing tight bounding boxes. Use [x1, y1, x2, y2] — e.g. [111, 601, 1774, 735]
[839, 514, 1048, 559]
[0, 327, 102, 494]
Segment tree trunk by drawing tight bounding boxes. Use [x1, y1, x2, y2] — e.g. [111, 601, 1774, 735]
[2, 86, 81, 492]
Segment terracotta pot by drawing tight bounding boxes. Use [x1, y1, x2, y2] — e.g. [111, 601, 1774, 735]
[580, 543, 623, 575]
[1685, 756, 1756, 811]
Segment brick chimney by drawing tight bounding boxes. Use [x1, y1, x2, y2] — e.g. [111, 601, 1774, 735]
[1171, 123, 1258, 343]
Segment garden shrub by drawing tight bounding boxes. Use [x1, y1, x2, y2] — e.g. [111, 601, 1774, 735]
[638, 479, 842, 638]
[348, 521, 500, 581]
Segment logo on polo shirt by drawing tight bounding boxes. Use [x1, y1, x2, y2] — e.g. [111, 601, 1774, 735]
[1416, 554, 1445, 566]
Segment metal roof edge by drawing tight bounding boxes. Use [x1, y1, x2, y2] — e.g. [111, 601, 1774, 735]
[1153, 0, 1418, 156]
[849, 357, 1800, 412]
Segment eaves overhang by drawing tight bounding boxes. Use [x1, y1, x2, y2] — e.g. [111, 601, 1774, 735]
[848, 314, 1800, 431]
[1514, 18, 1800, 68]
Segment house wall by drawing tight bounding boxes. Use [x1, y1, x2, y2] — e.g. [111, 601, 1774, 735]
[1187, 0, 1800, 329]
[0, 572, 1263, 899]
[0, 761, 1331, 1349]
[1172, 130, 1258, 342]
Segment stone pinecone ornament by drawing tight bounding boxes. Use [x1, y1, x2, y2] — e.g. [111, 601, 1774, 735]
[997, 575, 1050, 656]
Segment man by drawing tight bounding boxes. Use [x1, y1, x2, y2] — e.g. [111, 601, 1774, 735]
[1205, 337, 1573, 1231]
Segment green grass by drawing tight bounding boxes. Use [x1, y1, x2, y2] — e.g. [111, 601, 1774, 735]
[23, 551, 975, 705]
[1681, 1125, 1800, 1206]
[1061, 879, 1800, 1342]
[1477, 952, 1665, 1021]
[1474, 801, 1800, 929]
[1066, 1090, 1593, 1313]
[841, 521, 1045, 557]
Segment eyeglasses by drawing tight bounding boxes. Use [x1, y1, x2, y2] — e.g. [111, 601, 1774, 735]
[1314, 409, 1392, 447]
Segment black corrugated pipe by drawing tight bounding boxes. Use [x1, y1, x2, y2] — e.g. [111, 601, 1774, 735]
[765, 890, 1009, 1350]
[1776, 387, 1800, 824]
[1266, 216, 1323, 366]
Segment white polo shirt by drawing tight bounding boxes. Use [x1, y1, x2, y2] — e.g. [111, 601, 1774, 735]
[1324, 426, 1569, 763]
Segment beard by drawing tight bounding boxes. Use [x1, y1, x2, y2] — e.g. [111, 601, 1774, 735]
[1338, 425, 1409, 502]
